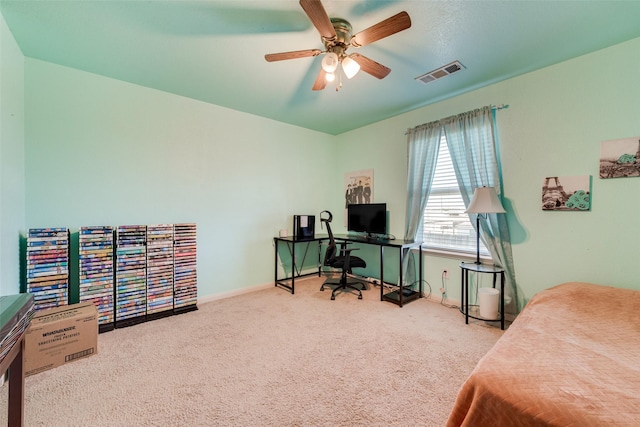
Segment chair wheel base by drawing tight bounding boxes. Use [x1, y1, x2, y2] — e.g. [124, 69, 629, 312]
[329, 283, 364, 301]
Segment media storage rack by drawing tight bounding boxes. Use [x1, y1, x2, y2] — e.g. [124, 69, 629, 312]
[173, 223, 197, 314]
[26, 228, 69, 311]
[79, 226, 115, 333]
[146, 224, 175, 320]
[115, 225, 147, 328]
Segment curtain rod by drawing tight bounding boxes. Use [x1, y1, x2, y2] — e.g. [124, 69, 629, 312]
[404, 104, 509, 135]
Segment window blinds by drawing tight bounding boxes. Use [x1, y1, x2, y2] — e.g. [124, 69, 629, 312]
[423, 137, 489, 255]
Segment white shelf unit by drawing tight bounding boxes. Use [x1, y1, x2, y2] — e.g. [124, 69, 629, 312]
[26, 228, 69, 311]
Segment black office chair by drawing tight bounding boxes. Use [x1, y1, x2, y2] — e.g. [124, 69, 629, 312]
[319, 210, 367, 300]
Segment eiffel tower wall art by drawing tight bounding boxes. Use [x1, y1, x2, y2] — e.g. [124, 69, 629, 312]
[542, 175, 591, 211]
[599, 137, 640, 179]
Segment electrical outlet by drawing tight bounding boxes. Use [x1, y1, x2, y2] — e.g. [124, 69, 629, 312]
[442, 269, 449, 279]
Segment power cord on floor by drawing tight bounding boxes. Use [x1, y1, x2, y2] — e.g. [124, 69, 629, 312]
[439, 270, 458, 309]
[422, 279, 432, 300]
[404, 279, 431, 300]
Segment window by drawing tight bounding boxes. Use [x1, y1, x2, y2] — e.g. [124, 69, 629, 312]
[422, 136, 489, 256]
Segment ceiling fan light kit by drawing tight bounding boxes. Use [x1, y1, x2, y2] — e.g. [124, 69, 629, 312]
[265, 0, 411, 92]
[341, 56, 360, 79]
[321, 52, 339, 73]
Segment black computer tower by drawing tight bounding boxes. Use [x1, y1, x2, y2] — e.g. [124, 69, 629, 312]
[293, 215, 315, 240]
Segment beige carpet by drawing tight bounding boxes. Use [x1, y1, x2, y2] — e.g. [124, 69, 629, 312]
[0, 277, 504, 426]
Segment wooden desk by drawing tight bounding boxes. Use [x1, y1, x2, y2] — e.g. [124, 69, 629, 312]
[0, 294, 35, 427]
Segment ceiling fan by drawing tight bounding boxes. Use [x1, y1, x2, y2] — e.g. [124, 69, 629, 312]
[264, 0, 411, 91]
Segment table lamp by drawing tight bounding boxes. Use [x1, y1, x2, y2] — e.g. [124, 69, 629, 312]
[466, 187, 506, 264]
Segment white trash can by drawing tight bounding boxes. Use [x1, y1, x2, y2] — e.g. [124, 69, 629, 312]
[478, 287, 499, 320]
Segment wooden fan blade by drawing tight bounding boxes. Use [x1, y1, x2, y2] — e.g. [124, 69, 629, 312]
[299, 0, 337, 40]
[351, 11, 411, 47]
[265, 49, 322, 62]
[312, 68, 327, 91]
[349, 53, 391, 79]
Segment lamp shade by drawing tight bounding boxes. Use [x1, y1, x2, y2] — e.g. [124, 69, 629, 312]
[466, 187, 506, 214]
[321, 52, 339, 73]
[341, 56, 360, 79]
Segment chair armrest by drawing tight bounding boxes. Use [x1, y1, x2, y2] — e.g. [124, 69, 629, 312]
[339, 246, 360, 267]
[338, 243, 359, 255]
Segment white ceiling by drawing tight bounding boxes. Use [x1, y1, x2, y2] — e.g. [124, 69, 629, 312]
[2, 0, 640, 135]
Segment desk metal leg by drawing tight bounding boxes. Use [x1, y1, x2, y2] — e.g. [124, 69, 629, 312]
[274, 239, 278, 287]
[290, 241, 296, 294]
[275, 239, 325, 294]
[317, 241, 322, 277]
[464, 269, 470, 325]
[378, 246, 384, 301]
[419, 246, 423, 298]
[500, 272, 505, 330]
[274, 239, 296, 294]
[460, 270, 464, 322]
[398, 248, 405, 307]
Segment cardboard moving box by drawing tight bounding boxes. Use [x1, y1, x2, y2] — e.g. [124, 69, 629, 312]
[24, 302, 98, 376]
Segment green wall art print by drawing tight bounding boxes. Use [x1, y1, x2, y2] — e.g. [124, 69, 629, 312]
[600, 137, 640, 179]
[542, 175, 591, 211]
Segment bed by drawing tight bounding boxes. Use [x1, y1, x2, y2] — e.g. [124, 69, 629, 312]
[446, 281, 640, 426]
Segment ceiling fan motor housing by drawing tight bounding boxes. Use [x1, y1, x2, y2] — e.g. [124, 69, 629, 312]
[325, 18, 353, 57]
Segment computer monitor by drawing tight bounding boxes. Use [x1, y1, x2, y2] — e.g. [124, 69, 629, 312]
[347, 203, 387, 237]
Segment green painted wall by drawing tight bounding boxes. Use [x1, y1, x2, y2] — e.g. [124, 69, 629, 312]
[23, 59, 337, 299]
[0, 13, 25, 295]
[3, 8, 639, 306]
[336, 37, 640, 304]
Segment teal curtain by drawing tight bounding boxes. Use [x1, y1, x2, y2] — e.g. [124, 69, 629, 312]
[404, 122, 442, 241]
[402, 121, 441, 288]
[442, 106, 521, 314]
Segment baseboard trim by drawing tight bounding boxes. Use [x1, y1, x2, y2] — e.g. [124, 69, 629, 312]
[198, 282, 274, 305]
[197, 280, 517, 323]
[423, 294, 516, 323]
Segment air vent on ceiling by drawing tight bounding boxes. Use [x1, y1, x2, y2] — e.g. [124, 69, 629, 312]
[415, 60, 465, 85]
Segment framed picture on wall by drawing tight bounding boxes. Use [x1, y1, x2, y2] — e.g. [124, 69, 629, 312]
[344, 169, 373, 207]
[541, 175, 591, 211]
[344, 169, 373, 224]
[599, 137, 640, 179]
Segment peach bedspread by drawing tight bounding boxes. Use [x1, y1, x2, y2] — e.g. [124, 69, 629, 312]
[447, 282, 640, 426]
